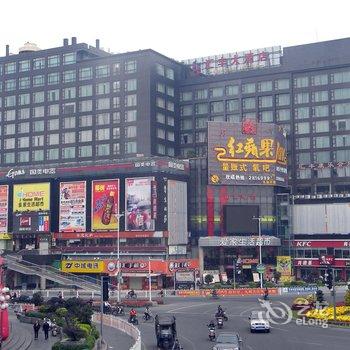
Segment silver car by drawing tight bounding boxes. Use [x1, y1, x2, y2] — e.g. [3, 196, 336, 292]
[212, 332, 243, 350]
[249, 311, 270, 333]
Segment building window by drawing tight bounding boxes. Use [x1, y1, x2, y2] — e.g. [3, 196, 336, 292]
[331, 71, 350, 84]
[156, 97, 165, 109]
[4, 62, 16, 74]
[125, 110, 137, 122]
[125, 79, 137, 92]
[4, 110, 15, 121]
[156, 63, 165, 76]
[96, 98, 110, 110]
[157, 128, 166, 139]
[33, 120, 45, 132]
[225, 85, 239, 96]
[48, 89, 60, 102]
[125, 141, 137, 154]
[33, 75, 45, 87]
[96, 113, 110, 126]
[4, 153, 15, 164]
[63, 70, 76, 83]
[259, 96, 273, 108]
[313, 105, 328, 118]
[79, 67, 92, 80]
[166, 86, 174, 97]
[297, 152, 311, 165]
[312, 90, 328, 103]
[32, 135, 44, 147]
[96, 144, 110, 156]
[335, 149, 350, 161]
[33, 58, 45, 70]
[62, 132, 76, 144]
[157, 144, 166, 154]
[47, 134, 59, 145]
[314, 136, 330, 148]
[113, 127, 120, 138]
[79, 145, 92, 157]
[96, 128, 110, 141]
[165, 67, 174, 80]
[5, 95, 16, 107]
[296, 137, 310, 150]
[63, 87, 76, 100]
[79, 100, 93, 112]
[210, 101, 224, 113]
[96, 82, 110, 95]
[210, 87, 224, 98]
[79, 85, 93, 97]
[79, 130, 92, 142]
[18, 151, 30, 163]
[19, 94, 30, 106]
[275, 79, 290, 90]
[18, 136, 29, 148]
[332, 88, 350, 100]
[196, 117, 208, 128]
[113, 81, 121, 93]
[313, 120, 329, 133]
[19, 77, 30, 89]
[295, 107, 309, 119]
[276, 94, 290, 106]
[295, 76, 309, 88]
[33, 91, 45, 104]
[125, 94, 137, 107]
[332, 103, 350, 116]
[47, 149, 59, 160]
[312, 74, 328, 86]
[195, 89, 208, 100]
[167, 101, 174, 112]
[334, 134, 350, 147]
[63, 52, 76, 65]
[33, 106, 45, 118]
[79, 115, 92, 127]
[196, 131, 207, 143]
[48, 104, 59, 116]
[258, 81, 273, 92]
[62, 147, 76, 159]
[294, 92, 309, 104]
[242, 83, 255, 94]
[167, 131, 175, 141]
[295, 122, 310, 134]
[47, 119, 59, 131]
[181, 91, 193, 101]
[33, 150, 44, 162]
[259, 110, 273, 122]
[96, 65, 110, 78]
[125, 126, 137, 138]
[4, 138, 15, 149]
[64, 117, 76, 129]
[48, 55, 60, 67]
[276, 109, 290, 121]
[181, 105, 192, 116]
[297, 169, 311, 179]
[181, 119, 193, 130]
[314, 151, 330, 163]
[334, 119, 350, 131]
[48, 72, 60, 85]
[18, 122, 30, 134]
[5, 79, 16, 91]
[167, 116, 174, 126]
[242, 97, 255, 110]
[112, 62, 121, 75]
[156, 112, 166, 124]
[112, 143, 120, 155]
[125, 60, 137, 74]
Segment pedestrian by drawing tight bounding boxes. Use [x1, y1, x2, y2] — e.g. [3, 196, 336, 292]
[33, 321, 40, 340]
[42, 320, 50, 340]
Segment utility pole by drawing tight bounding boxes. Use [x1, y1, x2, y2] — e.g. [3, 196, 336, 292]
[332, 268, 336, 321]
[253, 217, 263, 289]
[233, 258, 236, 289]
[99, 276, 103, 350]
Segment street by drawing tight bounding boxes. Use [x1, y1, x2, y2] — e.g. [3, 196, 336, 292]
[121, 295, 350, 350]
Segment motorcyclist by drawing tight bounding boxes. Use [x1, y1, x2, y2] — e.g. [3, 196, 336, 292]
[144, 306, 151, 320]
[129, 308, 137, 322]
[128, 289, 136, 298]
[216, 305, 223, 317]
[207, 320, 216, 328]
[116, 304, 124, 314]
[264, 287, 269, 300]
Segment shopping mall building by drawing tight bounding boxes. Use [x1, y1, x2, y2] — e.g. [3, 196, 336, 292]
[0, 36, 349, 288]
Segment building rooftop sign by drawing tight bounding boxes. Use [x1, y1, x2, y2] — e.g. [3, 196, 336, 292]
[182, 46, 282, 76]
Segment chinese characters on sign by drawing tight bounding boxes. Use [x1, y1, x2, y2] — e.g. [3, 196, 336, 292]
[182, 46, 282, 76]
[208, 122, 288, 186]
[219, 236, 279, 246]
[298, 161, 350, 170]
[0, 185, 9, 234]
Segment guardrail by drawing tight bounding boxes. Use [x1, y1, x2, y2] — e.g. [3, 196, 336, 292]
[92, 313, 141, 350]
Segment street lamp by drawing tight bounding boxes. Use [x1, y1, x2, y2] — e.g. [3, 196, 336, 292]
[253, 216, 263, 289]
[114, 213, 124, 303]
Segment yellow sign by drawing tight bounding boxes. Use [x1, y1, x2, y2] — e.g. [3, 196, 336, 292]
[61, 260, 105, 273]
[0, 233, 12, 240]
[276, 256, 292, 277]
[13, 183, 50, 212]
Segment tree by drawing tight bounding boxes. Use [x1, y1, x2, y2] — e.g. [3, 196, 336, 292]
[32, 292, 44, 306]
[345, 290, 350, 306]
[204, 274, 214, 285]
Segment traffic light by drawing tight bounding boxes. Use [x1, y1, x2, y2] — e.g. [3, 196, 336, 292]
[102, 276, 110, 301]
[324, 268, 333, 290]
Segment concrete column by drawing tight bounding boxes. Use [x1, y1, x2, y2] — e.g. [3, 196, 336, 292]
[198, 246, 204, 277]
[40, 275, 46, 290]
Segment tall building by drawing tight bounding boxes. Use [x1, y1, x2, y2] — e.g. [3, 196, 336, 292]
[0, 36, 349, 287]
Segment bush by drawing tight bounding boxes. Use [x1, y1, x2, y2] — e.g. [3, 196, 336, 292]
[264, 282, 275, 288]
[63, 325, 85, 342]
[91, 325, 99, 340]
[32, 292, 44, 306]
[78, 323, 91, 338]
[248, 282, 259, 288]
[25, 311, 44, 319]
[64, 298, 93, 325]
[345, 290, 350, 306]
[52, 339, 92, 350]
[56, 307, 68, 318]
[46, 297, 66, 313]
[204, 274, 214, 285]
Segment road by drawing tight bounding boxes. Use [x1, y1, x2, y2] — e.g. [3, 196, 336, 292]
[114, 294, 350, 350]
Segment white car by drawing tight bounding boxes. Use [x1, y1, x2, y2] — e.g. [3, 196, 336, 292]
[249, 311, 270, 333]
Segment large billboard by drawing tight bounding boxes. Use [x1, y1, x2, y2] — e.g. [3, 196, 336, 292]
[125, 177, 155, 231]
[13, 183, 50, 233]
[91, 179, 119, 231]
[0, 185, 9, 234]
[208, 121, 288, 186]
[59, 181, 86, 232]
[224, 205, 259, 234]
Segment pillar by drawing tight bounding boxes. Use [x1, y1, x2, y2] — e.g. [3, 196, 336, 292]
[40, 275, 46, 290]
[198, 246, 204, 277]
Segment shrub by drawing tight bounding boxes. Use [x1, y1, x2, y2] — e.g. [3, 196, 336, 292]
[345, 290, 350, 306]
[63, 325, 85, 342]
[25, 311, 44, 319]
[56, 307, 68, 318]
[64, 298, 93, 325]
[46, 297, 65, 313]
[32, 292, 44, 306]
[78, 323, 91, 338]
[204, 274, 214, 285]
[91, 325, 99, 340]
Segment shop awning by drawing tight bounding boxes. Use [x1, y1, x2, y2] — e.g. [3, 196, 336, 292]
[121, 273, 161, 277]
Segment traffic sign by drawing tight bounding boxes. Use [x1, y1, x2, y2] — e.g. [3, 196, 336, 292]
[256, 264, 265, 274]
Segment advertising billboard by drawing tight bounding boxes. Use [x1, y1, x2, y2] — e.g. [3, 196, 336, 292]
[125, 177, 155, 231]
[91, 179, 119, 231]
[59, 181, 86, 232]
[208, 121, 288, 186]
[61, 260, 104, 274]
[224, 205, 259, 234]
[276, 256, 292, 282]
[13, 183, 50, 233]
[0, 185, 9, 234]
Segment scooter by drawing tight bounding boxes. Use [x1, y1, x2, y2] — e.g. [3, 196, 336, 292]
[208, 326, 216, 341]
[216, 316, 223, 329]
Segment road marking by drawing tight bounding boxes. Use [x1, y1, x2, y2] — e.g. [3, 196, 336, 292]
[166, 302, 212, 313]
[178, 334, 196, 350]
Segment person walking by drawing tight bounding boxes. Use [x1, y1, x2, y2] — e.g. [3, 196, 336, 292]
[33, 321, 40, 340]
[42, 320, 50, 340]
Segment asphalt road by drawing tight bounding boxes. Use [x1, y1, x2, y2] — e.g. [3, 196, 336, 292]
[114, 294, 350, 350]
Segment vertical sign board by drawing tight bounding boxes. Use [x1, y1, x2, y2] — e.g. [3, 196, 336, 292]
[91, 180, 119, 231]
[125, 177, 155, 231]
[167, 180, 188, 245]
[0, 185, 9, 234]
[12, 183, 50, 233]
[151, 180, 158, 220]
[59, 181, 86, 232]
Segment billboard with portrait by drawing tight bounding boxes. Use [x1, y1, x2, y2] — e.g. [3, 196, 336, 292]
[125, 177, 155, 231]
[208, 121, 288, 186]
[91, 179, 119, 231]
[13, 183, 50, 233]
[59, 181, 86, 232]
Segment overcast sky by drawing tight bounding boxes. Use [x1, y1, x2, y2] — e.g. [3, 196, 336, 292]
[2, 0, 350, 60]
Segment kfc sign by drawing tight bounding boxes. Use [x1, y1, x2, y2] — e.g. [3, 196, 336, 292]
[295, 241, 312, 247]
[319, 255, 335, 266]
[294, 240, 350, 248]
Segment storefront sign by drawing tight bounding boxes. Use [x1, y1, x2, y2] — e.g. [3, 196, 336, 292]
[61, 260, 104, 273]
[175, 271, 195, 283]
[177, 288, 279, 297]
[5, 167, 56, 179]
[199, 236, 281, 247]
[294, 259, 350, 268]
[59, 181, 86, 232]
[168, 259, 199, 273]
[125, 177, 155, 231]
[13, 183, 50, 233]
[319, 255, 335, 266]
[0, 185, 9, 234]
[0, 233, 12, 240]
[294, 240, 350, 248]
[208, 121, 288, 186]
[182, 46, 282, 76]
[91, 179, 119, 231]
[281, 286, 318, 294]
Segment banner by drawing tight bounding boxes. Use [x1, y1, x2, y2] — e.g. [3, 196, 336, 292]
[177, 288, 279, 297]
[91, 179, 119, 231]
[276, 256, 292, 275]
[125, 177, 155, 231]
[13, 183, 50, 212]
[0, 185, 9, 234]
[61, 260, 104, 273]
[13, 183, 50, 233]
[59, 181, 86, 232]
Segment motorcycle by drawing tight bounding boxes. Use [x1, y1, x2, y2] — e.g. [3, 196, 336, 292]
[128, 315, 139, 325]
[51, 325, 60, 337]
[142, 313, 154, 322]
[113, 306, 125, 316]
[208, 326, 216, 341]
[216, 310, 228, 322]
[216, 316, 223, 329]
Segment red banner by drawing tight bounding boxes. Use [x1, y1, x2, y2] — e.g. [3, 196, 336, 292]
[177, 288, 278, 297]
[294, 259, 350, 268]
[293, 240, 350, 248]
